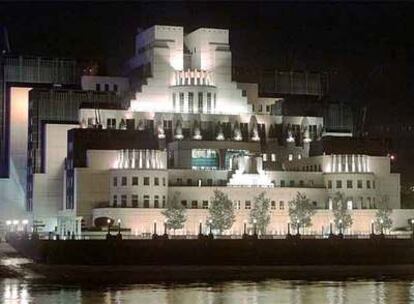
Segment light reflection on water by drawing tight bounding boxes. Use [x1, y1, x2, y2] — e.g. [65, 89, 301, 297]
[1, 279, 414, 304]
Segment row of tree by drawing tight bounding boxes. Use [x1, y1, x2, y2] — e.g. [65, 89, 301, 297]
[161, 190, 393, 235]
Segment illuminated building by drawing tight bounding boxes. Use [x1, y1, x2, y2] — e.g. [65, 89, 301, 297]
[2, 25, 406, 235]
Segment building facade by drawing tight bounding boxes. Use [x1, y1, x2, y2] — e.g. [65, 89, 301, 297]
[4, 25, 404, 236]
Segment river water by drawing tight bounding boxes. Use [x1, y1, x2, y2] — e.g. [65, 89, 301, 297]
[1, 279, 414, 304]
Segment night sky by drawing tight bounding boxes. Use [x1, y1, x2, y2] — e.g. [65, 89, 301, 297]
[1, 1, 414, 117]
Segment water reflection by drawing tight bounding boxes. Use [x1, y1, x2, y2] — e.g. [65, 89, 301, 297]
[1, 279, 414, 304]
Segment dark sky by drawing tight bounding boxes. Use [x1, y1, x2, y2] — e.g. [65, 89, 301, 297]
[1, 1, 414, 112]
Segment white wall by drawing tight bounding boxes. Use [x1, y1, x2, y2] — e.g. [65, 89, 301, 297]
[32, 123, 77, 231]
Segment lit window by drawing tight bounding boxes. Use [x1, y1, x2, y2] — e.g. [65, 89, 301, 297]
[262, 153, 268, 162]
[271, 153, 276, 162]
[297, 154, 302, 160]
[288, 154, 293, 161]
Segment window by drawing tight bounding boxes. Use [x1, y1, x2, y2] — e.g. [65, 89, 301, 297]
[172, 93, 176, 111]
[113, 84, 118, 92]
[121, 195, 127, 207]
[188, 92, 194, 113]
[245, 201, 251, 209]
[144, 177, 150, 186]
[357, 180, 363, 189]
[234, 200, 241, 209]
[289, 180, 295, 187]
[177, 178, 182, 185]
[259, 104, 263, 112]
[242, 89, 247, 97]
[288, 154, 293, 161]
[187, 178, 192, 186]
[367, 197, 372, 208]
[132, 177, 138, 186]
[154, 177, 159, 186]
[262, 153, 268, 162]
[154, 195, 159, 208]
[107, 118, 116, 129]
[271, 201, 276, 210]
[198, 92, 203, 113]
[162, 177, 166, 186]
[121, 177, 127, 186]
[280, 180, 285, 187]
[367, 180, 371, 189]
[347, 180, 353, 189]
[162, 196, 166, 208]
[144, 195, 150, 208]
[113, 177, 118, 187]
[373, 180, 376, 189]
[181, 200, 187, 208]
[266, 105, 270, 112]
[96, 83, 101, 91]
[328, 180, 332, 189]
[297, 154, 302, 160]
[207, 179, 213, 186]
[104, 84, 109, 91]
[279, 201, 285, 210]
[113, 195, 118, 207]
[179, 92, 184, 112]
[191, 200, 198, 209]
[336, 180, 342, 189]
[213, 93, 217, 111]
[132, 195, 138, 207]
[207, 93, 212, 113]
[299, 180, 304, 187]
[202, 200, 209, 209]
[271, 153, 276, 162]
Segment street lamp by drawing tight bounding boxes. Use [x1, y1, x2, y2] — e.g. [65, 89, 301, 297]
[296, 219, 300, 236]
[107, 219, 112, 236]
[13, 220, 19, 232]
[117, 219, 121, 235]
[208, 219, 213, 236]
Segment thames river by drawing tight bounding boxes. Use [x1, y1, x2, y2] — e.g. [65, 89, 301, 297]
[2, 279, 414, 304]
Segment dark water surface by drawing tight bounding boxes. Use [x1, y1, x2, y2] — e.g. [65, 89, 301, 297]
[2, 278, 414, 304]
